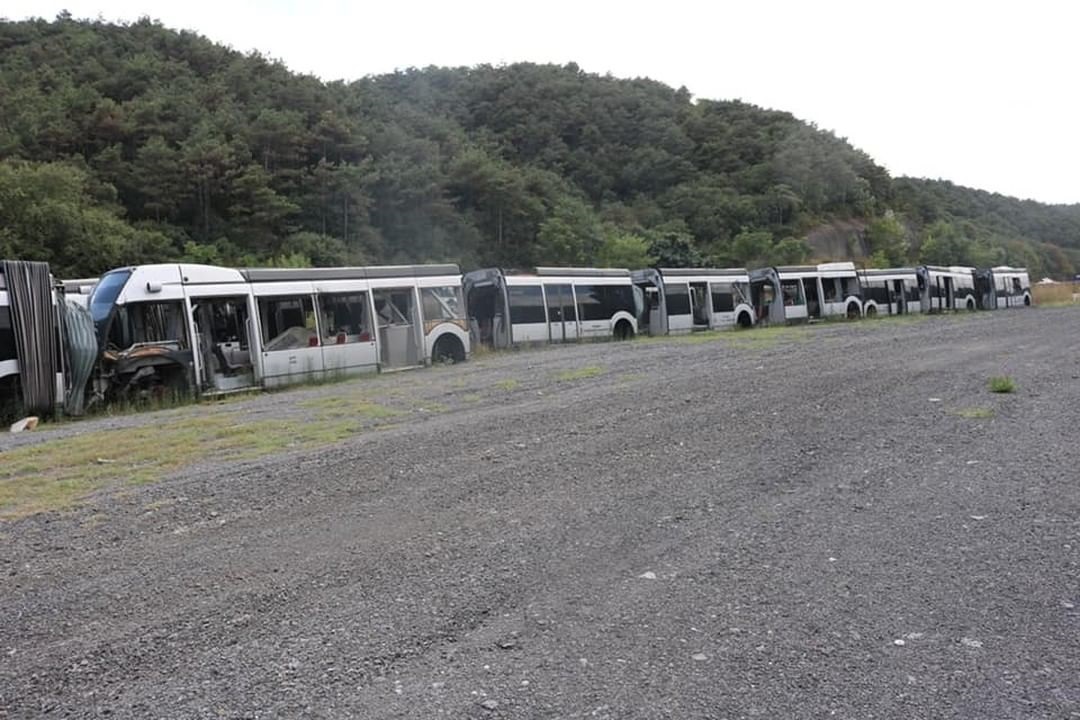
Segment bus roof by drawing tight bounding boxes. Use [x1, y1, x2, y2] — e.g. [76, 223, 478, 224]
[655, 267, 749, 278]
[240, 264, 460, 283]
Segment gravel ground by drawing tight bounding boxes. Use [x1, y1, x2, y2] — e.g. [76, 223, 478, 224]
[2, 308, 1079, 719]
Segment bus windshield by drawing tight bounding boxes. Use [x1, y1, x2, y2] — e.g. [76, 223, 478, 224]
[89, 270, 131, 327]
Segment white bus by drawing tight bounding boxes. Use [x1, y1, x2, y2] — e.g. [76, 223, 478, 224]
[463, 267, 638, 348]
[916, 265, 978, 312]
[631, 268, 754, 335]
[88, 263, 469, 397]
[976, 266, 1032, 309]
[749, 262, 863, 324]
[857, 268, 923, 316]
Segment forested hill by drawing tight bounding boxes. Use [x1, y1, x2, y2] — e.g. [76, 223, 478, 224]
[1, 16, 1078, 279]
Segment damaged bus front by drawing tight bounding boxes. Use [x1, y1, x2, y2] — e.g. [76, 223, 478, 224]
[89, 265, 199, 400]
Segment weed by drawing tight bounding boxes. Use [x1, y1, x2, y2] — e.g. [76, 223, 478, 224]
[955, 407, 995, 419]
[496, 379, 519, 391]
[988, 376, 1016, 394]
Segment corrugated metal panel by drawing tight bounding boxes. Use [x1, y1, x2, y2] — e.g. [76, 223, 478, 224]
[1, 260, 58, 414]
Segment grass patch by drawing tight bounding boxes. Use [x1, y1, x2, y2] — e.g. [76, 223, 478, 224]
[955, 406, 995, 419]
[725, 325, 811, 350]
[495, 379, 520, 391]
[0, 408, 384, 520]
[988, 376, 1017, 394]
[555, 366, 605, 382]
[299, 395, 401, 420]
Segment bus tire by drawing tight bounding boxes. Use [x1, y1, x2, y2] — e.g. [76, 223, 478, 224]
[966, 298, 976, 311]
[613, 319, 634, 341]
[865, 304, 877, 318]
[847, 302, 861, 319]
[737, 311, 752, 329]
[1024, 294, 1031, 306]
[432, 334, 466, 364]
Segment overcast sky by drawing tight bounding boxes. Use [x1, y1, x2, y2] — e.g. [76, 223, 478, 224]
[6, 0, 1079, 204]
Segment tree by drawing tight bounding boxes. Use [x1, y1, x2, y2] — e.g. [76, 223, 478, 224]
[864, 212, 909, 266]
[646, 224, 704, 267]
[595, 228, 654, 268]
[536, 197, 604, 265]
[0, 158, 173, 276]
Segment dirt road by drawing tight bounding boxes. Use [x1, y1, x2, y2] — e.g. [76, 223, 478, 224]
[2, 309, 1079, 718]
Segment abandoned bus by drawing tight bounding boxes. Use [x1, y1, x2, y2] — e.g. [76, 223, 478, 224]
[631, 268, 754, 335]
[88, 263, 469, 397]
[976, 266, 1032, 309]
[917, 265, 977, 312]
[749, 262, 862, 324]
[463, 267, 638, 348]
[857, 268, 923, 316]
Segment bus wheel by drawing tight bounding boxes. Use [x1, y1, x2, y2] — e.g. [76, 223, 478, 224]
[1024, 294, 1031, 306]
[966, 299, 976, 311]
[432, 335, 466, 364]
[865, 305, 877, 318]
[847, 303, 861, 319]
[613, 320, 635, 341]
[737, 311, 752, 329]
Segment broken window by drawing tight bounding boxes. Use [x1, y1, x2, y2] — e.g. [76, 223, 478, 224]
[318, 292, 371, 344]
[422, 286, 464, 322]
[259, 295, 317, 351]
[374, 289, 416, 326]
[781, 280, 804, 306]
[106, 301, 189, 351]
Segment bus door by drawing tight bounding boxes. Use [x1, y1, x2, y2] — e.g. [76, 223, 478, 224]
[544, 284, 578, 343]
[804, 277, 822, 319]
[373, 287, 421, 369]
[318, 291, 378, 377]
[664, 282, 693, 333]
[689, 282, 710, 329]
[943, 277, 955, 310]
[893, 280, 906, 314]
[254, 293, 325, 388]
[190, 295, 256, 393]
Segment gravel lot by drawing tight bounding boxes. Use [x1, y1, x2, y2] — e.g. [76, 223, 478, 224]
[2, 308, 1079, 719]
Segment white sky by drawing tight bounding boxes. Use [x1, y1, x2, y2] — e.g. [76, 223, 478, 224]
[5, 0, 1079, 204]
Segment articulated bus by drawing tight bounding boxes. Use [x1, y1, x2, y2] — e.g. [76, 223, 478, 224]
[857, 268, 922, 316]
[917, 265, 978, 312]
[631, 268, 754, 335]
[977, 266, 1032, 309]
[463, 267, 638, 348]
[89, 263, 470, 397]
[749, 262, 863, 324]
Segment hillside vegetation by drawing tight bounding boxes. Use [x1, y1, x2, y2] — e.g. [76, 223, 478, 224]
[1, 15, 1078, 279]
